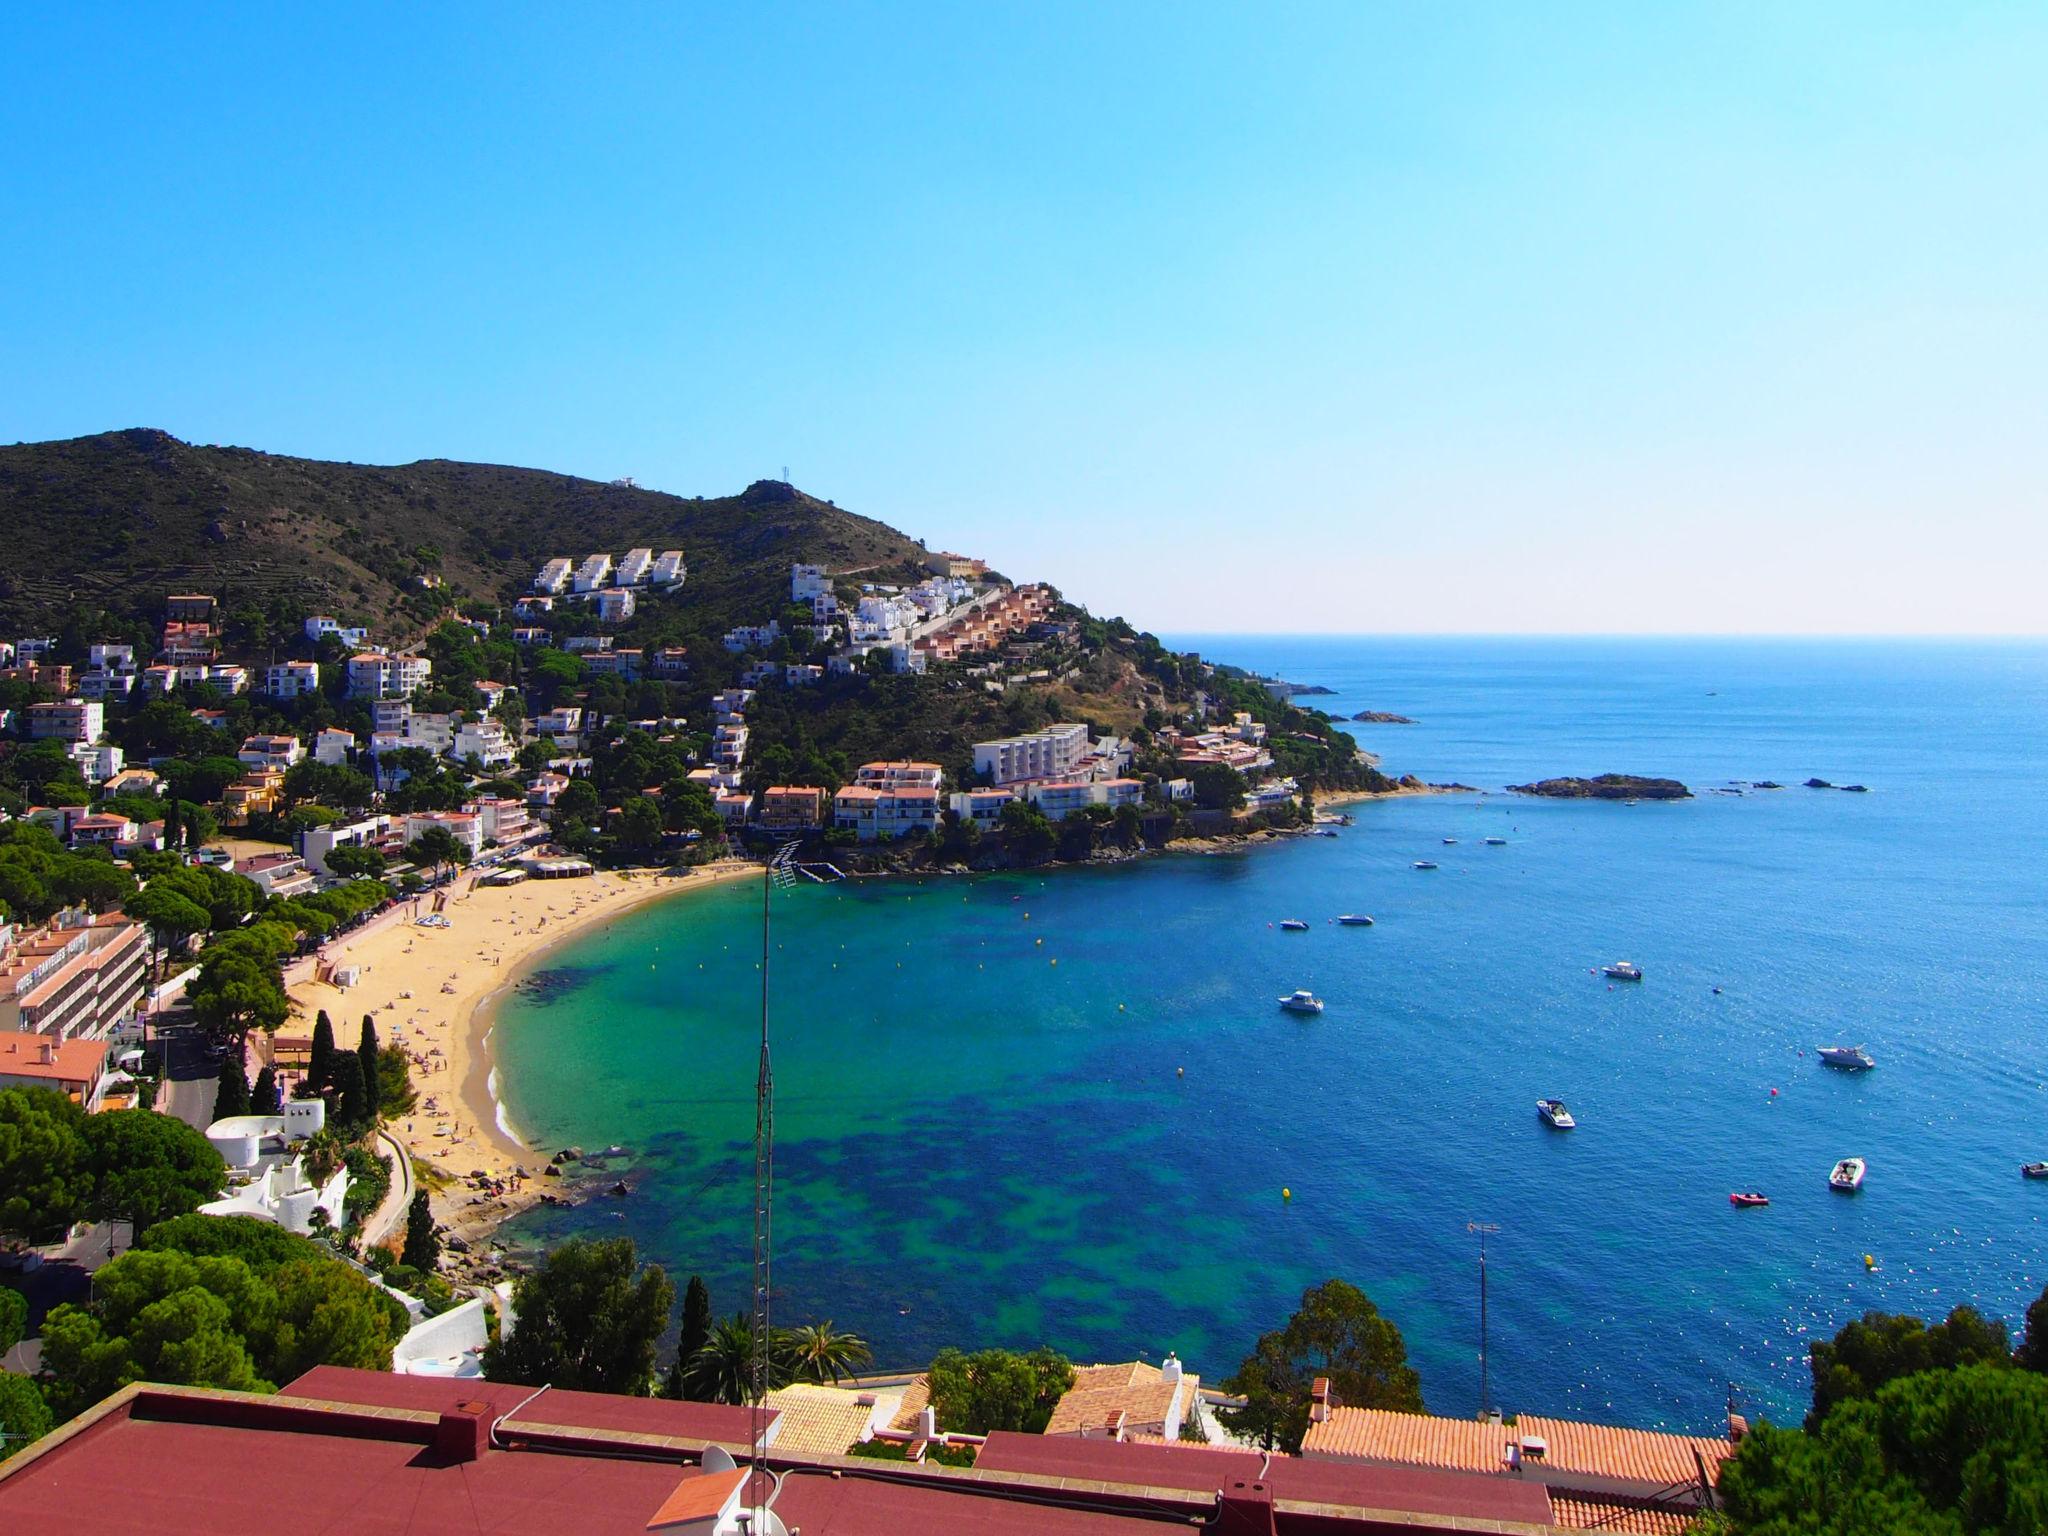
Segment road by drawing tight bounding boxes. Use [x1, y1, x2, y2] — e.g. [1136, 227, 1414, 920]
[359, 1128, 415, 1249]
[154, 1021, 224, 1133]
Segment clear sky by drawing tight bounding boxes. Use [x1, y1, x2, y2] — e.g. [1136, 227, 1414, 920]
[3, 5, 2043, 634]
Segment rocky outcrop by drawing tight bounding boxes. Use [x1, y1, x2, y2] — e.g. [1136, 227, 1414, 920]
[1352, 711, 1419, 724]
[1508, 774, 1691, 801]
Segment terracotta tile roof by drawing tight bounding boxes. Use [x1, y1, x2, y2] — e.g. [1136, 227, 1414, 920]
[1548, 1493, 1701, 1534]
[1302, 1408, 1732, 1490]
[0, 1034, 108, 1083]
[887, 1375, 930, 1433]
[1042, 1362, 1193, 1438]
[646, 1466, 745, 1528]
[761, 1385, 879, 1458]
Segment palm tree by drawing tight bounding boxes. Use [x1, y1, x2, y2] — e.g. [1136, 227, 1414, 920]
[686, 1313, 762, 1406]
[779, 1321, 873, 1386]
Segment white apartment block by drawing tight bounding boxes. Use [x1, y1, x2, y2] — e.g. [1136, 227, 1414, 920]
[596, 588, 637, 622]
[314, 728, 355, 767]
[29, 700, 104, 744]
[297, 815, 391, 877]
[832, 784, 941, 842]
[791, 564, 829, 602]
[238, 735, 305, 771]
[616, 548, 654, 586]
[856, 761, 944, 791]
[534, 558, 574, 594]
[973, 723, 1089, 786]
[949, 787, 1016, 830]
[722, 621, 782, 653]
[88, 644, 136, 670]
[303, 616, 368, 647]
[1023, 777, 1144, 821]
[572, 553, 614, 593]
[453, 719, 515, 769]
[711, 689, 754, 721]
[79, 669, 136, 701]
[264, 660, 321, 698]
[402, 810, 484, 860]
[346, 652, 432, 699]
[66, 742, 124, 785]
[467, 797, 531, 845]
[651, 549, 686, 585]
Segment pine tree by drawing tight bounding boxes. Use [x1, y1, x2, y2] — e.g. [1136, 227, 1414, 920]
[330, 1052, 368, 1129]
[308, 1010, 335, 1094]
[251, 1065, 281, 1114]
[211, 1053, 250, 1121]
[666, 1275, 714, 1400]
[358, 1015, 382, 1120]
[401, 1189, 439, 1272]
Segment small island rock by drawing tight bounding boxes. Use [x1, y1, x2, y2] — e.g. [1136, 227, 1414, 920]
[1508, 774, 1691, 801]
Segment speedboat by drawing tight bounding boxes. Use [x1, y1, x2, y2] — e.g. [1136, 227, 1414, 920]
[1729, 1192, 1770, 1207]
[1536, 1099, 1576, 1130]
[1484, 836, 1507, 846]
[1413, 860, 1439, 870]
[1817, 1045, 1875, 1070]
[1442, 837, 1458, 845]
[1336, 914, 1375, 927]
[1312, 828, 1339, 838]
[1279, 919, 1310, 932]
[1278, 990, 1324, 1015]
[2023, 1163, 2048, 1180]
[1601, 961, 1643, 982]
[1829, 1157, 1867, 1191]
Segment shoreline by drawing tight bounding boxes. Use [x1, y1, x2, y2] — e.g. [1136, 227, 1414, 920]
[284, 860, 759, 1255]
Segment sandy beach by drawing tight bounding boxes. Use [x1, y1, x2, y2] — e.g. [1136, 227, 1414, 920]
[282, 860, 759, 1252]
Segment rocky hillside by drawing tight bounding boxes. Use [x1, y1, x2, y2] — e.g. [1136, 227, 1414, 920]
[0, 428, 929, 640]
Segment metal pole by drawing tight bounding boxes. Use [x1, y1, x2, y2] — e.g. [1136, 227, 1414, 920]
[1467, 1222, 1500, 1418]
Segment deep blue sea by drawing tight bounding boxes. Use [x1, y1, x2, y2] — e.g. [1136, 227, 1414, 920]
[495, 638, 2048, 1432]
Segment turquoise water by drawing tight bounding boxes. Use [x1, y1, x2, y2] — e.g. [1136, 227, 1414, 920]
[495, 638, 2048, 1431]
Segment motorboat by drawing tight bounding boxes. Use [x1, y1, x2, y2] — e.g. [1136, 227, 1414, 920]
[1817, 1045, 1875, 1070]
[1336, 914, 1375, 927]
[2023, 1163, 2048, 1180]
[1279, 919, 1310, 932]
[1536, 1098, 1576, 1129]
[1278, 990, 1324, 1015]
[1413, 860, 1439, 870]
[1442, 837, 1458, 845]
[1312, 827, 1340, 838]
[1829, 1157, 1867, 1192]
[1729, 1192, 1770, 1207]
[1601, 961, 1643, 982]
[1484, 836, 1507, 846]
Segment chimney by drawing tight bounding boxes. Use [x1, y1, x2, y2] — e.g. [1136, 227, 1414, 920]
[435, 1401, 492, 1463]
[1309, 1376, 1334, 1423]
[1160, 1352, 1183, 1384]
[1728, 1411, 1749, 1443]
[919, 1405, 937, 1442]
[1105, 1409, 1127, 1442]
[1215, 1479, 1278, 1536]
[39, 1041, 56, 1065]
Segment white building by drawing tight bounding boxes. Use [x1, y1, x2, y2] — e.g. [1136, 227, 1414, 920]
[1024, 778, 1144, 821]
[722, 621, 782, 653]
[948, 787, 1015, 830]
[65, 742, 124, 786]
[596, 587, 637, 622]
[651, 549, 686, 586]
[78, 668, 136, 702]
[238, 734, 305, 772]
[856, 761, 944, 791]
[572, 553, 614, 593]
[314, 728, 355, 767]
[346, 652, 432, 699]
[199, 1110, 349, 1236]
[403, 810, 484, 860]
[533, 558, 574, 594]
[616, 548, 654, 586]
[264, 660, 321, 698]
[467, 797, 531, 845]
[88, 643, 136, 670]
[28, 699, 104, 744]
[973, 723, 1090, 786]
[532, 706, 583, 747]
[453, 718, 515, 769]
[298, 815, 392, 877]
[791, 563, 829, 602]
[711, 689, 754, 721]
[304, 616, 369, 647]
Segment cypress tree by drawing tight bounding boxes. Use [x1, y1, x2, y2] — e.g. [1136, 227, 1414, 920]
[358, 1015, 382, 1120]
[308, 1010, 335, 1094]
[251, 1064, 281, 1114]
[211, 1053, 249, 1121]
[401, 1189, 439, 1272]
[667, 1275, 714, 1400]
[331, 1052, 368, 1129]
[163, 800, 180, 851]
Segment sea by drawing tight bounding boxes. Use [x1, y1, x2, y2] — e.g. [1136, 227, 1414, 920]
[491, 637, 2048, 1432]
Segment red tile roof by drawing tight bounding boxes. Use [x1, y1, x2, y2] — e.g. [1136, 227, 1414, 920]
[645, 1466, 743, 1527]
[0, 1034, 108, 1084]
[1303, 1406, 1732, 1490]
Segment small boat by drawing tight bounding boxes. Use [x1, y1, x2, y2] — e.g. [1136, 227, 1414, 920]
[1413, 860, 1439, 870]
[1279, 919, 1310, 932]
[1817, 1045, 1875, 1070]
[2023, 1163, 2048, 1180]
[1829, 1157, 1866, 1192]
[1601, 961, 1643, 982]
[1484, 836, 1507, 846]
[1729, 1192, 1770, 1207]
[1312, 828, 1339, 838]
[1442, 837, 1458, 845]
[1336, 914, 1375, 927]
[1537, 1098, 1576, 1129]
[1278, 990, 1324, 1015]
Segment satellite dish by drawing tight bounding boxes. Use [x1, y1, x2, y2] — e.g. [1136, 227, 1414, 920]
[700, 1445, 737, 1474]
[737, 1510, 789, 1536]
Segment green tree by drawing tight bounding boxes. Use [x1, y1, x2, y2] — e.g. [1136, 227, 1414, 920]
[187, 947, 289, 1041]
[996, 799, 1056, 862]
[1219, 1278, 1423, 1453]
[0, 1086, 93, 1239]
[137, 1213, 326, 1272]
[0, 1370, 51, 1461]
[1807, 1306, 2012, 1428]
[0, 1285, 25, 1354]
[481, 1236, 674, 1395]
[400, 1190, 438, 1273]
[307, 1011, 336, 1094]
[210, 1054, 249, 1122]
[376, 1046, 417, 1118]
[328, 1053, 369, 1130]
[780, 1321, 872, 1386]
[686, 1313, 767, 1406]
[123, 883, 210, 978]
[405, 825, 468, 880]
[2019, 1283, 2048, 1374]
[264, 1259, 404, 1381]
[665, 1275, 714, 1400]
[926, 1346, 1075, 1434]
[322, 843, 387, 879]
[357, 1016, 382, 1120]
[616, 794, 664, 853]
[1189, 763, 1246, 811]
[82, 1110, 227, 1232]
[251, 1066, 281, 1115]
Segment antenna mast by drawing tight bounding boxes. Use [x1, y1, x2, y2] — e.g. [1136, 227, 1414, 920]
[1467, 1221, 1501, 1418]
[748, 842, 801, 1519]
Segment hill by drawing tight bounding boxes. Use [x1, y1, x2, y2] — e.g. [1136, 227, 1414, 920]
[0, 428, 928, 641]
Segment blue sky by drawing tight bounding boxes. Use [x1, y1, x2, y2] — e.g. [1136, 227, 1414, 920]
[3, 5, 2043, 633]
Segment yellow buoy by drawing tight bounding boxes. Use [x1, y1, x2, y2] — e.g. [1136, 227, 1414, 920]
[1050, 958, 1058, 966]
[1282, 1187, 1292, 1200]
[1863, 1254, 1876, 1269]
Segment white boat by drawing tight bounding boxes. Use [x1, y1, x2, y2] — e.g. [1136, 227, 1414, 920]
[1537, 1098, 1576, 1129]
[1278, 990, 1324, 1015]
[1336, 914, 1375, 927]
[2021, 1162, 2048, 1180]
[1829, 1157, 1866, 1191]
[1413, 860, 1439, 870]
[1484, 836, 1507, 846]
[1601, 961, 1643, 982]
[1279, 919, 1310, 932]
[1817, 1045, 1875, 1070]
[1312, 828, 1340, 838]
[1442, 837, 1458, 845]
